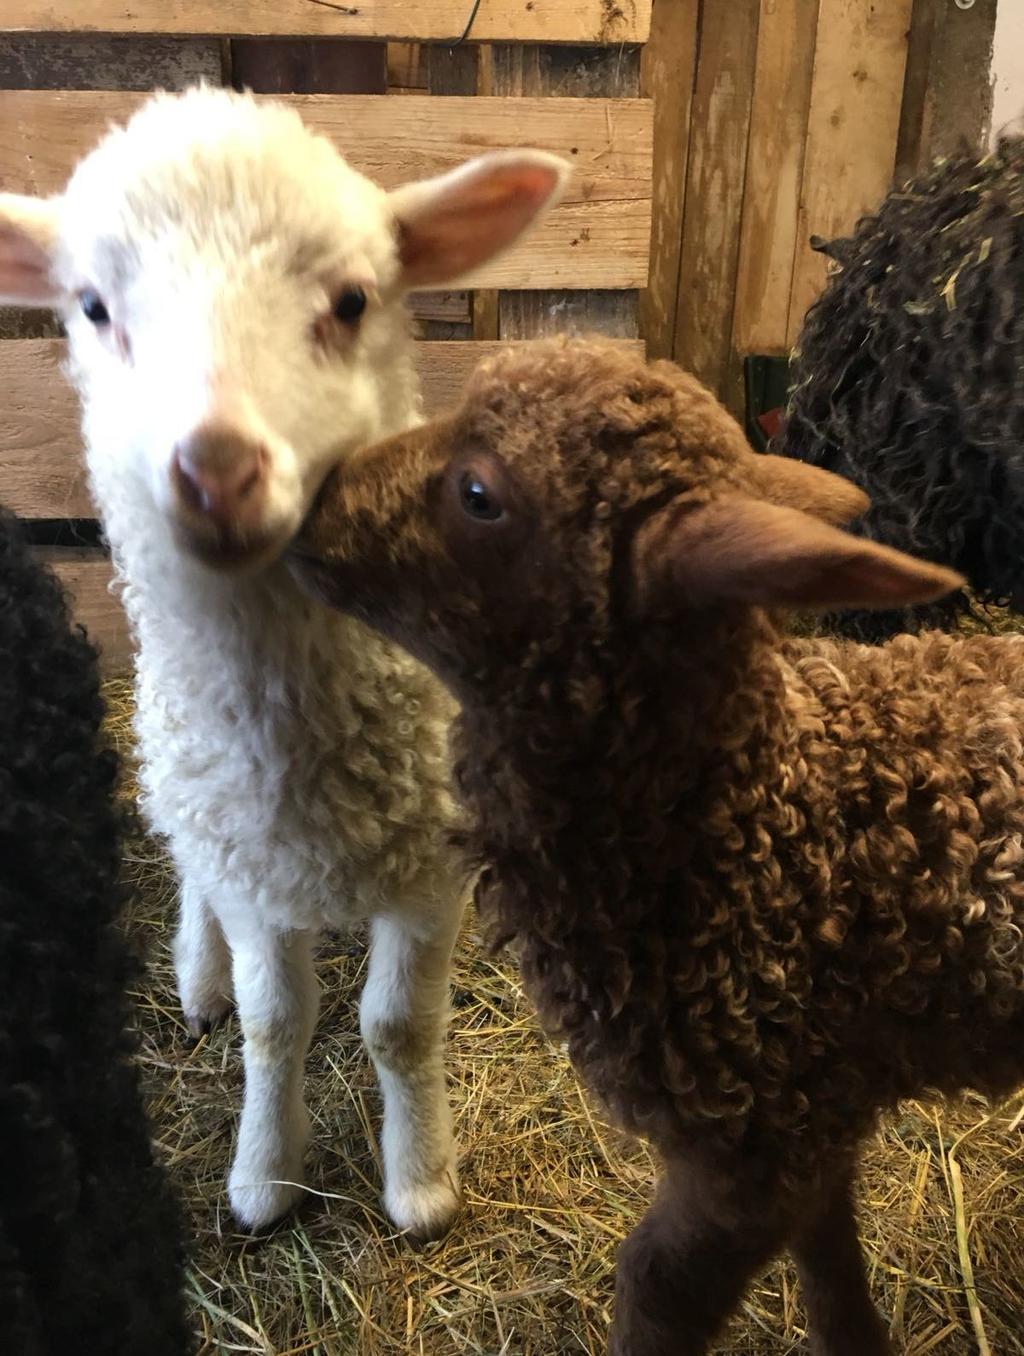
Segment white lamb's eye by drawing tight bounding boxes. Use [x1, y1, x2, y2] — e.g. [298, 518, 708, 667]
[333, 287, 367, 324]
[80, 290, 110, 325]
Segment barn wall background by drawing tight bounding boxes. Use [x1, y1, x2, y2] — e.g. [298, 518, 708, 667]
[0, 0, 1006, 667]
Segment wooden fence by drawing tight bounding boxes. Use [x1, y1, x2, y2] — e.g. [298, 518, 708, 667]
[0, 0, 998, 670]
[0, 2, 654, 669]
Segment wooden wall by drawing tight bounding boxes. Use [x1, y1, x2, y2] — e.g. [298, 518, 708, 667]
[0, 3, 653, 670]
[643, 0, 998, 413]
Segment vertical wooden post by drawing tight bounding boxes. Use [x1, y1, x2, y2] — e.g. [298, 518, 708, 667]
[673, 0, 760, 411]
[896, 0, 997, 183]
[639, 0, 699, 361]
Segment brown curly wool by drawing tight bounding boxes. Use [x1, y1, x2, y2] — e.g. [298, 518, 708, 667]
[293, 338, 1023, 1356]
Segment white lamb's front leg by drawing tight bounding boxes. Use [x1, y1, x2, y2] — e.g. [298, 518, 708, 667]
[173, 881, 233, 1037]
[361, 906, 462, 1242]
[222, 921, 318, 1232]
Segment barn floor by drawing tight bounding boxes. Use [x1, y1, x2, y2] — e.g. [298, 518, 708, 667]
[105, 680, 1024, 1356]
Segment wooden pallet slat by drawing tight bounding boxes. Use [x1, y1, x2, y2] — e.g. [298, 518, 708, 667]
[0, 90, 652, 291]
[673, 0, 760, 411]
[731, 0, 819, 359]
[785, 0, 913, 346]
[38, 548, 132, 672]
[1, 1, 651, 45]
[0, 337, 644, 520]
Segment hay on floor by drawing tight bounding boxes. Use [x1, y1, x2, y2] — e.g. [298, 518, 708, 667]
[104, 679, 1024, 1356]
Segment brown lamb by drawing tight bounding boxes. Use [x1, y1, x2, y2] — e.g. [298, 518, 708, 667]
[291, 338, 1024, 1356]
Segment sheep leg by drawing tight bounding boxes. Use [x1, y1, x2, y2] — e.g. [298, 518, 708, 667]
[791, 1173, 892, 1356]
[360, 908, 462, 1242]
[610, 1167, 787, 1356]
[173, 882, 233, 1037]
[223, 921, 318, 1232]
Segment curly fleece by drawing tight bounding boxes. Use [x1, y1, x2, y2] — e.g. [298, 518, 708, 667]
[299, 337, 1024, 1203]
[776, 134, 1024, 640]
[0, 510, 188, 1356]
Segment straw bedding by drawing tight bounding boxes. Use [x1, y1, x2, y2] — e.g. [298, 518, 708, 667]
[103, 677, 1024, 1356]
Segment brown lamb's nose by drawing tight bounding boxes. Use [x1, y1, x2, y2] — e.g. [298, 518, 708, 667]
[171, 421, 268, 529]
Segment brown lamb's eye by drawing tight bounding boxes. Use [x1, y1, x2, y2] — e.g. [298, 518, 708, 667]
[459, 471, 503, 522]
[333, 286, 367, 324]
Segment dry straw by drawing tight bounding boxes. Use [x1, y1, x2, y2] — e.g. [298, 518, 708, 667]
[104, 677, 1024, 1356]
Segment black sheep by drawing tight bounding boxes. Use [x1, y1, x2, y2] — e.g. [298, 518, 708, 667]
[776, 134, 1024, 640]
[0, 509, 189, 1356]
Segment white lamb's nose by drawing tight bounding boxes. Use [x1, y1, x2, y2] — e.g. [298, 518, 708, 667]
[171, 421, 268, 530]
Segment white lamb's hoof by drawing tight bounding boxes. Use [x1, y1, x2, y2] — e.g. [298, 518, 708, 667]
[184, 995, 233, 1040]
[228, 1171, 305, 1234]
[384, 1164, 462, 1244]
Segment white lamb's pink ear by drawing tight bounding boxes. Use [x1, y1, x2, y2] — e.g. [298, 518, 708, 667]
[388, 149, 571, 289]
[0, 194, 63, 305]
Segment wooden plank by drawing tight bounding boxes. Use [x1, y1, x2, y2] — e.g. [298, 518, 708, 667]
[0, 90, 652, 291]
[732, 0, 819, 358]
[1, 1, 651, 44]
[895, 0, 997, 183]
[230, 38, 387, 94]
[424, 42, 478, 340]
[0, 33, 223, 88]
[0, 337, 644, 520]
[786, 0, 913, 346]
[36, 549, 132, 673]
[387, 42, 425, 91]
[673, 0, 759, 409]
[639, 0, 699, 361]
[491, 43, 642, 340]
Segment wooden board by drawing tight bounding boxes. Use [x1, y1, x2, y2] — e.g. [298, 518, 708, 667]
[0, 90, 652, 291]
[491, 43, 642, 340]
[639, 0, 699, 361]
[0, 33, 223, 89]
[672, 0, 759, 409]
[1, 1, 651, 44]
[37, 549, 132, 673]
[0, 337, 644, 519]
[786, 0, 913, 345]
[731, 0, 819, 358]
[895, 0, 997, 183]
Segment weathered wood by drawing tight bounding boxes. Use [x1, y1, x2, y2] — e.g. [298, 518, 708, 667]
[673, 0, 759, 409]
[1, 1, 651, 44]
[786, 0, 913, 346]
[732, 0, 819, 359]
[230, 38, 387, 94]
[639, 0, 699, 360]
[491, 43, 642, 340]
[36, 548, 132, 673]
[0, 33, 222, 89]
[895, 0, 997, 183]
[0, 337, 644, 519]
[387, 42, 425, 92]
[423, 41, 478, 339]
[0, 90, 652, 291]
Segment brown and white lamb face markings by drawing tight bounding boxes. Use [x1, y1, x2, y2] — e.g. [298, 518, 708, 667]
[296, 338, 1024, 1356]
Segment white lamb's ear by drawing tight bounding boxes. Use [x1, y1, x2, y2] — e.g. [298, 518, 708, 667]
[388, 149, 571, 289]
[0, 194, 63, 305]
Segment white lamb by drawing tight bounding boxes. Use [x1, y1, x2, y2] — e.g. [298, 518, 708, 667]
[0, 86, 568, 1237]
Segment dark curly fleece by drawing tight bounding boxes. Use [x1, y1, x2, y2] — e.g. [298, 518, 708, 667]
[0, 510, 189, 1356]
[776, 134, 1024, 640]
[296, 338, 1024, 1354]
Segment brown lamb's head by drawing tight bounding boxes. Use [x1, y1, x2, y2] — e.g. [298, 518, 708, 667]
[292, 338, 961, 695]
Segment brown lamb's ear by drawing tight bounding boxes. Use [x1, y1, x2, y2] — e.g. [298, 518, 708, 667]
[632, 495, 963, 616]
[747, 453, 869, 526]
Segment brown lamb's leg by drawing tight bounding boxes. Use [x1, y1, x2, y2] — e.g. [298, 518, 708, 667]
[790, 1171, 892, 1356]
[609, 1162, 790, 1356]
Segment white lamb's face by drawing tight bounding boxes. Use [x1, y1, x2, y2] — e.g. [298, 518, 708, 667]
[63, 131, 398, 569]
[0, 88, 570, 572]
